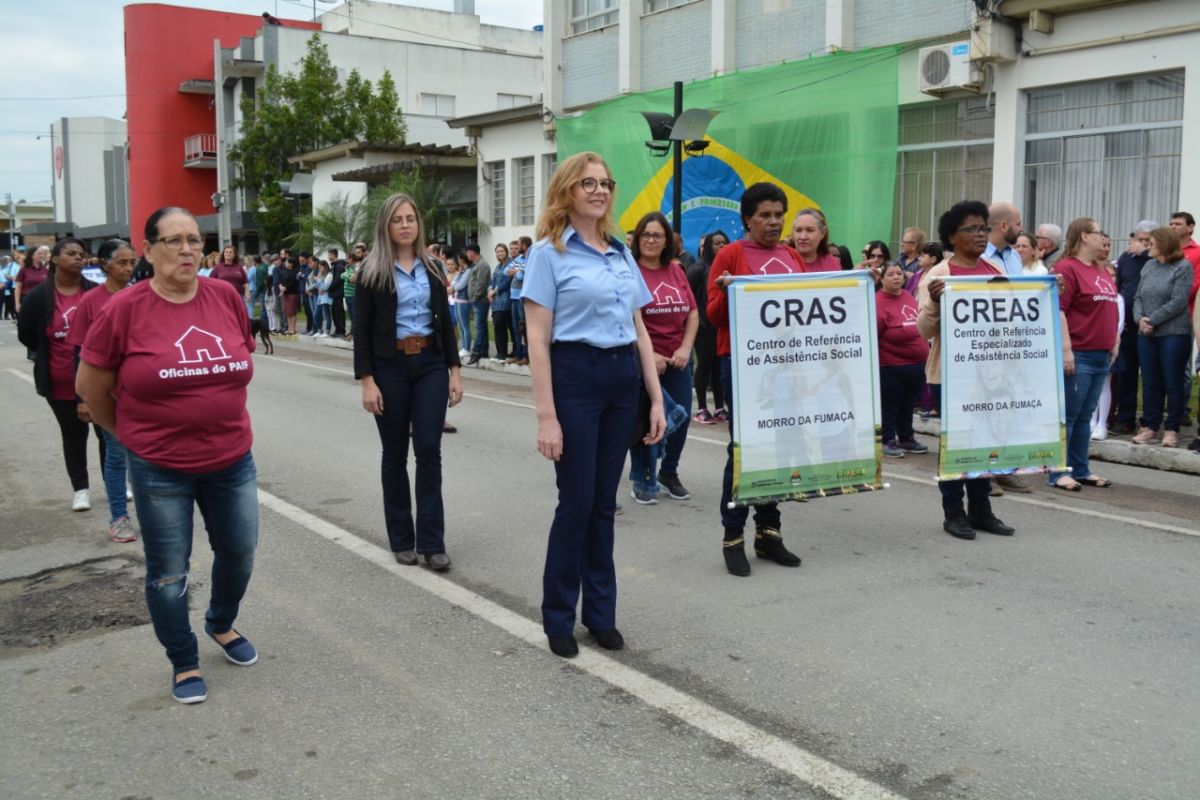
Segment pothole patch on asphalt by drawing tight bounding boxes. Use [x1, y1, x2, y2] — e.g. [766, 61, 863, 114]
[0, 556, 150, 659]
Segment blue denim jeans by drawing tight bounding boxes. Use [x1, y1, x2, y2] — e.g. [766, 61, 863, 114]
[1138, 334, 1191, 432]
[471, 300, 490, 356]
[543, 342, 639, 637]
[509, 298, 526, 359]
[454, 302, 472, 351]
[628, 364, 692, 493]
[311, 302, 325, 332]
[718, 356, 781, 532]
[127, 451, 259, 673]
[99, 428, 129, 523]
[371, 349, 449, 554]
[1049, 349, 1111, 484]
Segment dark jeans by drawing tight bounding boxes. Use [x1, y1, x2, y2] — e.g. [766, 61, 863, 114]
[345, 296, 355, 330]
[1050, 349, 1110, 483]
[454, 302, 472, 351]
[542, 342, 639, 637]
[510, 298, 526, 359]
[1138, 334, 1191, 432]
[302, 293, 315, 331]
[47, 398, 102, 491]
[471, 300, 490, 356]
[939, 476, 992, 519]
[629, 363, 692, 492]
[879, 363, 925, 443]
[330, 295, 345, 336]
[371, 348, 449, 554]
[1114, 328, 1141, 424]
[928, 382, 942, 416]
[492, 307, 511, 359]
[718, 356, 780, 532]
[127, 450, 258, 673]
[693, 328, 723, 410]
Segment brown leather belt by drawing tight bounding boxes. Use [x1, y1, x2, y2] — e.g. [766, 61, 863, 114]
[395, 335, 433, 354]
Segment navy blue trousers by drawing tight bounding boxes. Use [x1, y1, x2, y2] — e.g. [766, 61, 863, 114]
[542, 342, 639, 637]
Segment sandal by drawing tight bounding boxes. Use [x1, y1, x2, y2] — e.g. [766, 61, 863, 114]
[1051, 475, 1082, 492]
[1078, 476, 1112, 488]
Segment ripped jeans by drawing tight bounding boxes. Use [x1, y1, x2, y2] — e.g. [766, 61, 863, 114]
[127, 451, 259, 673]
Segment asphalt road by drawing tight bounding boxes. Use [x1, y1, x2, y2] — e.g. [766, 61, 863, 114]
[1, 324, 1198, 800]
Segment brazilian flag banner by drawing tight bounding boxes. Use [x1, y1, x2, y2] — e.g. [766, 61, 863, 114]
[727, 271, 883, 505]
[555, 47, 901, 258]
[938, 276, 1068, 481]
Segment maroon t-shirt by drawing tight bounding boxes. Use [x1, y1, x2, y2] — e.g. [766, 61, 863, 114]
[209, 264, 247, 296]
[876, 289, 929, 367]
[81, 279, 255, 473]
[1055, 256, 1118, 351]
[67, 283, 120, 350]
[48, 288, 86, 400]
[17, 265, 49, 294]
[638, 261, 696, 358]
[797, 252, 843, 272]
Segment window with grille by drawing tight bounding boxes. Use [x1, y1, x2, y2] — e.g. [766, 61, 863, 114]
[571, 0, 618, 34]
[515, 157, 536, 225]
[488, 161, 506, 227]
[893, 99, 995, 252]
[1023, 72, 1183, 249]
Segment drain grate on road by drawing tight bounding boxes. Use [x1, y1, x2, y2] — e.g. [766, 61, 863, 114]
[0, 556, 150, 659]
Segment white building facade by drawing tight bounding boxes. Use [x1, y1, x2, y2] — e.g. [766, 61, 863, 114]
[540, 0, 1199, 249]
[49, 116, 129, 236]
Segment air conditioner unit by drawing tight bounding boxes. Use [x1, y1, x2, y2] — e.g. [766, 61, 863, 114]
[918, 42, 983, 96]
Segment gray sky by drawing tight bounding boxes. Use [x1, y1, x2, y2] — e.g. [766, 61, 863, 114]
[2, 0, 543, 206]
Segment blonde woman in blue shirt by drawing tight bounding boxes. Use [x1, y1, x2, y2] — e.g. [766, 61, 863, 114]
[523, 151, 666, 659]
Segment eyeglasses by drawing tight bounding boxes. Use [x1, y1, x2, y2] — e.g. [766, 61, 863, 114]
[577, 177, 616, 194]
[957, 225, 991, 235]
[869, 252, 884, 259]
[639, 233, 666, 242]
[151, 235, 204, 250]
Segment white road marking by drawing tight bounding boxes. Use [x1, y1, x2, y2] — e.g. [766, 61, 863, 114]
[257, 488, 907, 800]
[5, 368, 34, 385]
[259, 354, 1200, 539]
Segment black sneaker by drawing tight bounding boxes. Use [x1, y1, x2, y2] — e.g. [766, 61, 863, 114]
[899, 438, 929, 454]
[658, 472, 690, 500]
[970, 514, 1015, 535]
[630, 487, 657, 505]
[1189, 438, 1200, 453]
[943, 516, 976, 540]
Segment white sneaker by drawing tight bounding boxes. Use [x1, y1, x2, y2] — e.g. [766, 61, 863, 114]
[72, 489, 91, 511]
[126, 483, 134, 501]
[315, 332, 326, 338]
[1091, 428, 1107, 441]
[458, 349, 470, 358]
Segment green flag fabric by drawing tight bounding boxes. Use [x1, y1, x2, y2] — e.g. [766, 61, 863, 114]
[555, 47, 901, 258]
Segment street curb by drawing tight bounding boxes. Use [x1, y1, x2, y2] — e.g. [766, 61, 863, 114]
[911, 417, 1200, 476]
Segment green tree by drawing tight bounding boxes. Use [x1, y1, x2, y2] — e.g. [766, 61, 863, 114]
[294, 191, 372, 255]
[228, 34, 407, 248]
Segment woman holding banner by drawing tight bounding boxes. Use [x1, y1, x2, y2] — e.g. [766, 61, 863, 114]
[523, 151, 665, 658]
[917, 201, 1015, 540]
[1046, 218, 1119, 489]
[708, 183, 813, 576]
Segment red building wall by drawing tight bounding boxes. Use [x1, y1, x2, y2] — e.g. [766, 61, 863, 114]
[124, 4, 318, 245]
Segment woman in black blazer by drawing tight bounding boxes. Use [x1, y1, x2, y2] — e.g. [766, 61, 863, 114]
[353, 192, 463, 570]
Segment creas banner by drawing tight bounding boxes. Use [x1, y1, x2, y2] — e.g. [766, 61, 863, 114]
[938, 276, 1067, 481]
[727, 271, 883, 505]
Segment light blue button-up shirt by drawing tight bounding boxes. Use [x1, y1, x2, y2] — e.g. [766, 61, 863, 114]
[394, 259, 434, 338]
[521, 226, 652, 349]
[984, 241, 1024, 277]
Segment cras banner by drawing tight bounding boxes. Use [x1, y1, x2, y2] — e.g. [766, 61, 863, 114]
[554, 48, 900, 258]
[726, 271, 883, 505]
[938, 276, 1067, 481]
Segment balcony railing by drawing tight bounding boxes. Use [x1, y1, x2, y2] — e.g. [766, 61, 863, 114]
[183, 133, 217, 168]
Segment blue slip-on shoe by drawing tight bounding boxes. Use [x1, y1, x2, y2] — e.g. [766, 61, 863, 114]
[204, 622, 258, 666]
[171, 674, 208, 704]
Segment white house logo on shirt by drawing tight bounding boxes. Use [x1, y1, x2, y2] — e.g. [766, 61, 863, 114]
[53, 305, 79, 339]
[1091, 274, 1118, 303]
[175, 326, 230, 364]
[651, 281, 683, 306]
[901, 304, 919, 324]
[758, 257, 795, 275]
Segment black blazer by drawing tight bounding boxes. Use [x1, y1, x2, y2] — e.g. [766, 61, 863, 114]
[17, 278, 99, 398]
[352, 262, 461, 380]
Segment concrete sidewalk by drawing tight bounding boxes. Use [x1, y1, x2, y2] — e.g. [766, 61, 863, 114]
[306, 334, 1199, 476]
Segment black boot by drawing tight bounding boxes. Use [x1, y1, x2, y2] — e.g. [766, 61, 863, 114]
[723, 529, 751, 577]
[943, 513, 976, 540]
[968, 502, 1015, 536]
[753, 526, 801, 567]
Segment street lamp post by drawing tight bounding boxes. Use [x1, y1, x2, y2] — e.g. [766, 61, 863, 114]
[641, 82, 718, 237]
